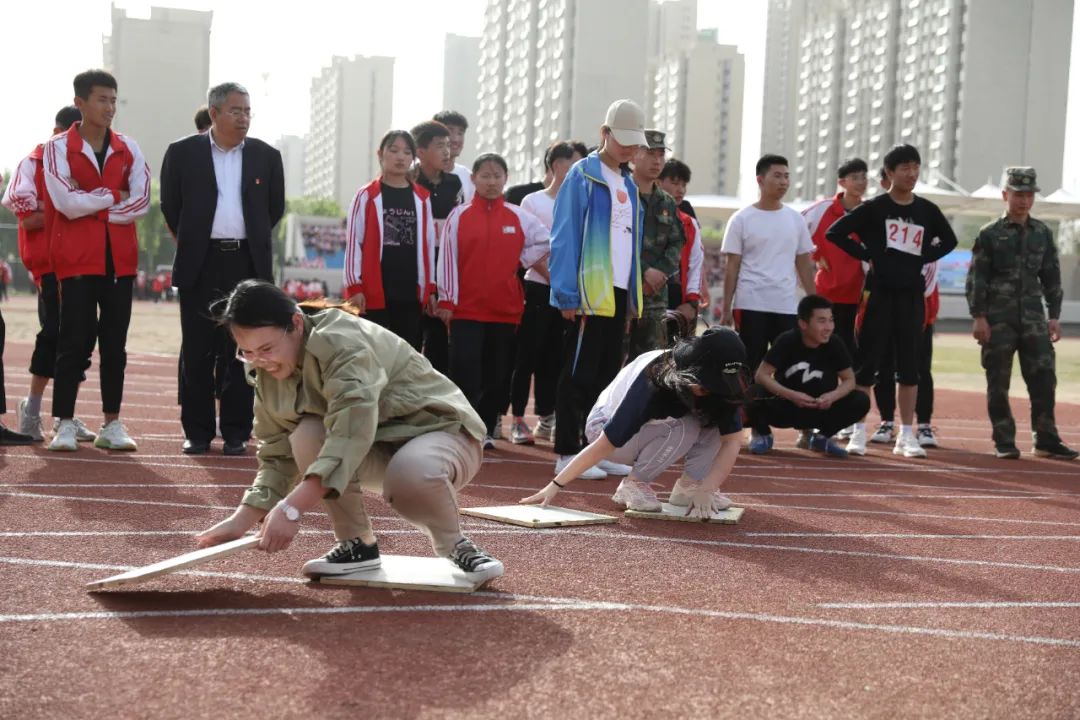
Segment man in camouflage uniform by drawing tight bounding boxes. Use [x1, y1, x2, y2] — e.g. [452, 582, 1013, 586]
[966, 166, 1077, 460]
[627, 130, 686, 360]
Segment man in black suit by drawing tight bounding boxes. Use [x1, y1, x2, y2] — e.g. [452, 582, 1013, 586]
[161, 82, 285, 456]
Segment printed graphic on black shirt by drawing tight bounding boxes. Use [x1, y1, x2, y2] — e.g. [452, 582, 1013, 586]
[765, 329, 851, 397]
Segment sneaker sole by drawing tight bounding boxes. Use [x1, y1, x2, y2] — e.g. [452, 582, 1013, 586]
[894, 447, 927, 458]
[302, 558, 382, 577]
[48, 444, 78, 452]
[1032, 449, 1079, 460]
[869, 436, 894, 444]
[611, 488, 661, 512]
[995, 451, 1021, 459]
[511, 437, 535, 445]
[846, 446, 867, 456]
[94, 442, 138, 451]
[457, 560, 505, 583]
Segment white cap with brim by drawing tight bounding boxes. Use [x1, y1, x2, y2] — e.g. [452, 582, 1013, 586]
[604, 99, 647, 147]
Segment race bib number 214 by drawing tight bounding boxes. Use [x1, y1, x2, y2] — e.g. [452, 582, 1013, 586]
[885, 219, 924, 256]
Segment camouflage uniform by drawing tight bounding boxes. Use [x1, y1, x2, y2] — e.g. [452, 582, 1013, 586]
[965, 167, 1064, 449]
[627, 130, 686, 360]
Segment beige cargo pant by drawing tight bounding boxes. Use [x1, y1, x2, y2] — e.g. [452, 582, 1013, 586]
[289, 416, 482, 557]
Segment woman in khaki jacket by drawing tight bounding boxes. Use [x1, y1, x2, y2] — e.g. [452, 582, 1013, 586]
[194, 280, 503, 582]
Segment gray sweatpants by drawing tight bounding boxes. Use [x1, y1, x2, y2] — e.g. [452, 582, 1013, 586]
[290, 416, 483, 556]
[586, 414, 723, 483]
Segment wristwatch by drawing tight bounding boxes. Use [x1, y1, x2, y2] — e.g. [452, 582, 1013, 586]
[277, 500, 301, 522]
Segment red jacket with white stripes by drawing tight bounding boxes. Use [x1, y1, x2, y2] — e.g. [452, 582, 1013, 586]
[437, 195, 550, 325]
[676, 210, 705, 303]
[43, 123, 151, 280]
[802, 193, 865, 304]
[1, 145, 53, 283]
[343, 179, 436, 311]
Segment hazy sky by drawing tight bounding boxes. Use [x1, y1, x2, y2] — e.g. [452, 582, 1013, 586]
[2, 1, 1077, 198]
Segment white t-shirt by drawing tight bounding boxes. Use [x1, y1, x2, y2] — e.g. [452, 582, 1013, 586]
[720, 204, 814, 314]
[520, 189, 555, 286]
[453, 163, 474, 204]
[600, 162, 634, 291]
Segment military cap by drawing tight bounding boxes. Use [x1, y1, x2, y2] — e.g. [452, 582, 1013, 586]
[644, 129, 670, 151]
[1002, 166, 1040, 193]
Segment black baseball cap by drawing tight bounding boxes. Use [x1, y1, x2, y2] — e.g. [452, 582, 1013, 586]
[672, 326, 748, 396]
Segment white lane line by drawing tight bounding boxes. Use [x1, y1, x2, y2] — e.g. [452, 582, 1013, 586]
[728, 493, 1065, 500]
[730, 475, 1080, 497]
[743, 532, 1080, 540]
[0, 484, 251, 489]
[818, 602, 1080, 609]
[744, 502, 1080, 527]
[1, 455, 251, 472]
[552, 529, 1080, 574]
[0, 556, 307, 584]
[0, 594, 1076, 649]
[0, 528, 537, 539]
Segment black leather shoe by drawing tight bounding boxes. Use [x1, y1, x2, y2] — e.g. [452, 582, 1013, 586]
[0, 425, 35, 446]
[182, 439, 211, 455]
[223, 441, 248, 456]
[1033, 442, 1079, 461]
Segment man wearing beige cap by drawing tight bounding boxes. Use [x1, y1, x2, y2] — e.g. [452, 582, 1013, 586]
[547, 99, 647, 479]
[966, 166, 1076, 460]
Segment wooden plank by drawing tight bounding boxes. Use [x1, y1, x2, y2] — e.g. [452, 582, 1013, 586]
[460, 504, 618, 528]
[86, 535, 261, 591]
[624, 504, 744, 524]
[318, 555, 487, 593]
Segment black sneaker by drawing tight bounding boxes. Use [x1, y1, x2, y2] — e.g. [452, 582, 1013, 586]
[448, 538, 504, 582]
[1033, 442, 1079, 461]
[0, 424, 35, 446]
[302, 538, 381, 577]
[994, 444, 1021, 459]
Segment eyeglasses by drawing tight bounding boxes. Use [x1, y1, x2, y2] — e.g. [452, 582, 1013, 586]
[235, 328, 288, 362]
[224, 109, 253, 119]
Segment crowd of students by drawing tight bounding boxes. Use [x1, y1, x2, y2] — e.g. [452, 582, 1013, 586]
[0, 71, 1074, 586]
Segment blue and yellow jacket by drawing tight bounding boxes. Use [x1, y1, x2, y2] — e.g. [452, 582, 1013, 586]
[548, 153, 643, 318]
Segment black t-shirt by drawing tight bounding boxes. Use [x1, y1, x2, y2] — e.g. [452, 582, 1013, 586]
[415, 168, 462, 220]
[604, 357, 742, 447]
[93, 129, 111, 172]
[825, 193, 957, 291]
[379, 184, 419, 304]
[505, 181, 545, 206]
[764, 329, 851, 397]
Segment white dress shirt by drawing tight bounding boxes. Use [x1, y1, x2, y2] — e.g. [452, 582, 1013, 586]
[209, 129, 247, 239]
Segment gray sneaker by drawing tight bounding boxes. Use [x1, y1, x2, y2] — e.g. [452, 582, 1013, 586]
[71, 418, 97, 443]
[16, 399, 44, 442]
[49, 419, 79, 452]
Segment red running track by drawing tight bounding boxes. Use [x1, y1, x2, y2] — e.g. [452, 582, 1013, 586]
[1, 341, 1078, 719]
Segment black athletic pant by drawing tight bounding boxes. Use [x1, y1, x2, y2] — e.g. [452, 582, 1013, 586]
[737, 310, 797, 378]
[746, 384, 871, 438]
[178, 243, 256, 445]
[510, 280, 563, 418]
[874, 323, 934, 424]
[52, 264, 133, 419]
[366, 301, 423, 352]
[423, 247, 449, 373]
[449, 320, 516, 435]
[0, 304, 6, 414]
[30, 272, 93, 381]
[738, 310, 796, 433]
[553, 288, 628, 456]
[854, 287, 923, 387]
[831, 302, 858, 358]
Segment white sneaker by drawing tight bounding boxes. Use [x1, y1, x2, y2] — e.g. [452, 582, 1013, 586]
[847, 425, 867, 456]
[554, 454, 606, 480]
[870, 421, 895, 444]
[482, 435, 496, 450]
[596, 459, 632, 476]
[16, 399, 44, 441]
[893, 431, 926, 458]
[668, 475, 733, 510]
[837, 424, 855, 440]
[48, 419, 79, 452]
[917, 424, 939, 448]
[491, 415, 504, 440]
[71, 418, 97, 442]
[94, 420, 138, 451]
[534, 414, 555, 442]
[611, 478, 662, 511]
